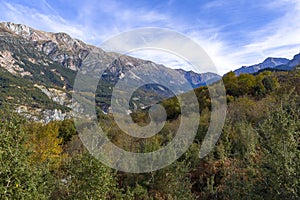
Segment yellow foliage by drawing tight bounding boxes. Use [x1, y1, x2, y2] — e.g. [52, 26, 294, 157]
[25, 121, 65, 170]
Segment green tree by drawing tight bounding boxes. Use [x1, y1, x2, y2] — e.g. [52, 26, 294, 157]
[60, 152, 122, 200]
[256, 104, 300, 199]
[237, 74, 256, 95]
[58, 119, 77, 144]
[122, 158, 195, 199]
[223, 71, 239, 97]
[0, 109, 53, 199]
[262, 76, 278, 92]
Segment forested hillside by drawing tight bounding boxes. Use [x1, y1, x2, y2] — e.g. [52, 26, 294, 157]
[1, 68, 299, 199]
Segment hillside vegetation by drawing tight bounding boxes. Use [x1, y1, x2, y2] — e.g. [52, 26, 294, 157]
[1, 68, 299, 199]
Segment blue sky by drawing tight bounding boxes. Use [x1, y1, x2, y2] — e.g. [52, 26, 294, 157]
[0, 0, 300, 74]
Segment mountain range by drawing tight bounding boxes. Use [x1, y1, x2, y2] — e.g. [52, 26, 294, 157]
[0, 22, 220, 121]
[234, 53, 300, 75]
[0, 22, 299, 122]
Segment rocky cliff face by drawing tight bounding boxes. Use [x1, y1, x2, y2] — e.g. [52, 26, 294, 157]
[1, 22, 92, 70]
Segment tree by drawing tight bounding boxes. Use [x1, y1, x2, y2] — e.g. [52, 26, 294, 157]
[220, 121, 261, 199]
[122, 155, 195, 199]
[26, 121, 64, 170]
[58, 119, 77, 144]
[262, 76, 278, 92]
[61, 152, 122, 200]
[256, 103, 300, 199]
[0, 109, 53, 199]
[223, 71, 239, 97]
[237, 74, 256, 95]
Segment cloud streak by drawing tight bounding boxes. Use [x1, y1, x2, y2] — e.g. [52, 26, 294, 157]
[243, 0, 300, 59]
[0, 1, 95, 41]
[0, 0, 299, 75]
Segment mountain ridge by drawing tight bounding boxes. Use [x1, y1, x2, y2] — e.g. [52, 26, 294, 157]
[234, 53, 300, 75]
[0, 22, 219, 83]
[0, 22, 221, 121]
[0, 21, 299, 122]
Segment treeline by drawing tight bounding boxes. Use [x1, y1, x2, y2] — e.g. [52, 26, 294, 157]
[0, 69, 300, 199]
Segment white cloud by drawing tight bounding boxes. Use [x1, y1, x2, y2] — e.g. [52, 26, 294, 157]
[203, 0, 226, 9]
[243, 2, 300, 59]
[1, 0, 299, 75]
[232, 0, 300, 64]
[0, 1, 98, 42]
[0, 0, 231, 74]
[186, 0, 300, 74]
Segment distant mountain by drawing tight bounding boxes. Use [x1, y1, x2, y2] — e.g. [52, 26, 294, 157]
[287, 53, 300, 68]
[0, 22, 218, 121]
[273, 53, 300, 71]
[175, 69, 221, 88]
[234, 51, 300, 75]
[234, 57, 290, 75]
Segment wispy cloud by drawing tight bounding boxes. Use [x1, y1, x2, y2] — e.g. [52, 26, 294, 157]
[0, 0, 224, 73]
[0, 1, 96, 41]
[0, 0, 299, 75]
[203, 0, 226, 9]
[192, 0, 300, 73]
[242, 0, 300, 59]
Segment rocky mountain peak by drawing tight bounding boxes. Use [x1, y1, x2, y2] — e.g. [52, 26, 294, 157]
[0, 22, 95, 70]
[234, 56, 290, 75]
[1, 22, 33, 37]
[1, 22, 50, 41]
[263, 57, 289, 65]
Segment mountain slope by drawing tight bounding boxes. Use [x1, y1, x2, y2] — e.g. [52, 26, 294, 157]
[234, 57, 290, 75]
[287, 53, 300, 68]
[175, 69, 221, 87]
[1, 22, 220, 85]
[234, 51, 300, 75]
[0, 22, 220, 120]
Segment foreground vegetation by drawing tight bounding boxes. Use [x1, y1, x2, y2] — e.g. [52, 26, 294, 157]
[0, 69, 300, 199]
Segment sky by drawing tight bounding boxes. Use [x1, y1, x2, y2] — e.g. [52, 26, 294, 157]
[0, 0, 300, 75]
